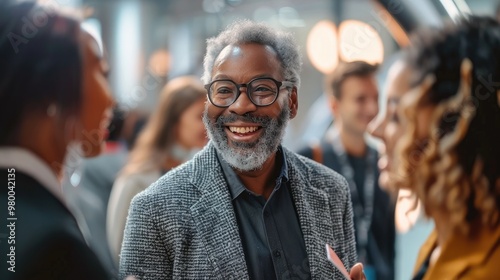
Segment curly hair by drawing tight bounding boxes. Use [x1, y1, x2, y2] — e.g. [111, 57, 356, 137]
[395, 16, 500, 235]
[202, 19, 302, 88]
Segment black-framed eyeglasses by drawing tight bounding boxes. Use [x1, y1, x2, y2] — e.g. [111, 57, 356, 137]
[205, 77, 294, 108]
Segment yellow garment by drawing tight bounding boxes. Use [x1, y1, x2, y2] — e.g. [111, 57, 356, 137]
[413, 225, 500, 280]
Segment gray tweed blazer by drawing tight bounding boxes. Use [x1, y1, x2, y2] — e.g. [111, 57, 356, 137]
[119, 142, 356, 279]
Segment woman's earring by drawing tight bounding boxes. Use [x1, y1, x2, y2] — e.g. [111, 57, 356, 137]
[47, 104, 58, 117]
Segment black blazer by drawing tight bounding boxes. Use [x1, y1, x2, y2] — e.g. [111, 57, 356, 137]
[0, 169, 111, 280]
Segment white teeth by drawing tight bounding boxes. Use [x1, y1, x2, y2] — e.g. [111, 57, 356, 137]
[229, 126, 258, 134]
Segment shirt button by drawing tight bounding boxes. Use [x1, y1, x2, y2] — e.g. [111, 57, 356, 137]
[274, 250, 281, 258]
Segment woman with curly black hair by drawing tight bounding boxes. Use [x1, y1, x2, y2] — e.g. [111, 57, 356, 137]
[370, 16, 500, 279]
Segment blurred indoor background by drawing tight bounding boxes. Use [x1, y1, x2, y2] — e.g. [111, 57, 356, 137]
[33, 0, 500, 279]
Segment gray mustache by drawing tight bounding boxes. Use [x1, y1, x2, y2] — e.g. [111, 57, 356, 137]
[216, 114, 272, 126]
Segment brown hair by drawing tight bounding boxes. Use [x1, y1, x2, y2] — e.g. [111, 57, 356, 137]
[121, 76, 206, 175]
[325, 61, 379, 99]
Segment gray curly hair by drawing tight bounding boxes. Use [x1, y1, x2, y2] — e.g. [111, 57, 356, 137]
[202, 20, 302, 88]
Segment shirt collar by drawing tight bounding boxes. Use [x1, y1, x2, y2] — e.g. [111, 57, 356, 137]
[277, 146, 289, 183]
[0, 147, 65, 206]
[216, 145, 289, 200]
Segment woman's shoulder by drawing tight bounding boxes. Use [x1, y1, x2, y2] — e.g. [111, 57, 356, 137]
[460, 226, 500, 278]
[115, 170, 161, 189]
[109, 170, 162, 206]
[417, 226, 500, 279]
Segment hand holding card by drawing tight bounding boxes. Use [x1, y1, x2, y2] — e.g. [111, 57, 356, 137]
[325, 244, 367, 280]
[325, 244, 350, 279]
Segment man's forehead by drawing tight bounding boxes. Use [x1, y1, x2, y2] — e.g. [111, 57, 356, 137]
[341, 75, 378, 92]
[216, 44, 241, 63]
[214, 43, 278, 64]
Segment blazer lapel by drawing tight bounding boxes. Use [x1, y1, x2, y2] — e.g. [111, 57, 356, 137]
[423, 226, 500, 280]
[287, 153, 338, 279]
[189, 144, 249, 279]
[413, 230, 437, 277]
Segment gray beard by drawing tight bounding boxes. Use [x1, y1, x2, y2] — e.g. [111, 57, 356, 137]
[203, 100, 290, 171]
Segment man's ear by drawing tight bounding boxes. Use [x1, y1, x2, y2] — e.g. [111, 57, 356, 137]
[288, 86, 298, 119]
[328, 95, 339, 116]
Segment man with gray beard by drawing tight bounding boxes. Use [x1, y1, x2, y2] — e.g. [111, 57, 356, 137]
[120, 20, 364, 280]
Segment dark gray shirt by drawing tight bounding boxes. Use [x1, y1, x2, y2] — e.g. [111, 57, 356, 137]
[216, 147, 311, 280]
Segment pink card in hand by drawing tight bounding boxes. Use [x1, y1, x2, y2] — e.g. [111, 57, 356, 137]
[325, 244, 350, 280]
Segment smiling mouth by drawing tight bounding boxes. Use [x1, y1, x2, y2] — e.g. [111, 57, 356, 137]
[227, 126, 261, 134]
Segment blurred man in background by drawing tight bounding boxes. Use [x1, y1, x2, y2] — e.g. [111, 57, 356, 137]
[299, 61, 396, 280]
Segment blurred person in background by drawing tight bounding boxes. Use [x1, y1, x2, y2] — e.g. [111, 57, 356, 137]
[0, 2, 113, 279]
[299, 61, 395, 280]
[107, 75, 207, 265]
[369, 16, 500, 279]
[496, 3, 500, 22]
